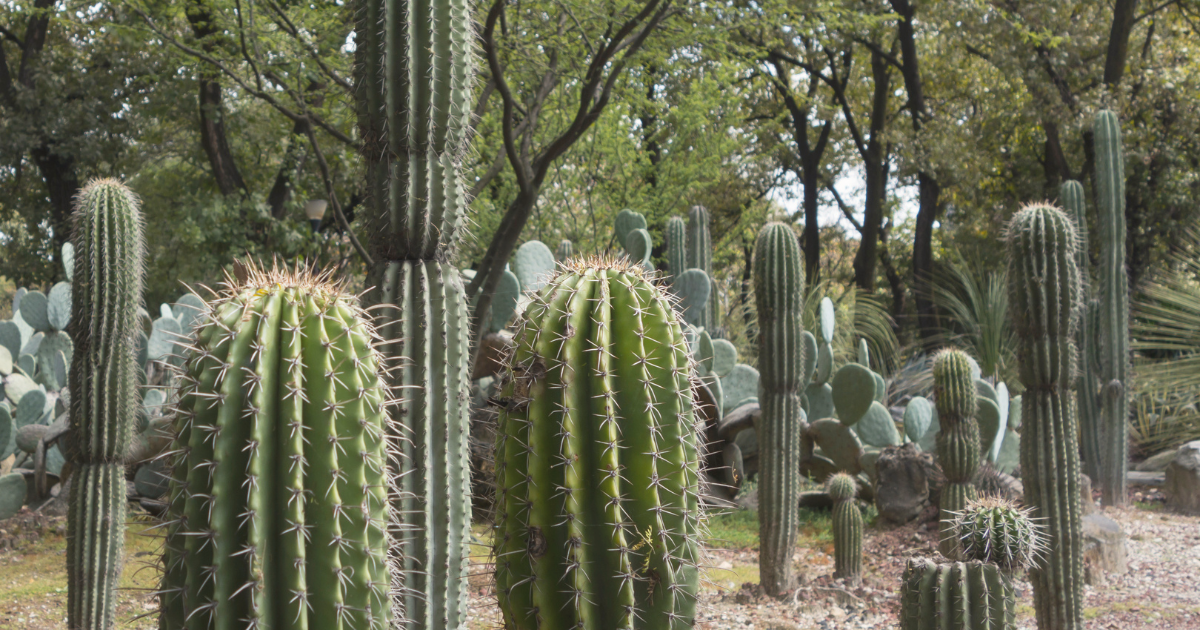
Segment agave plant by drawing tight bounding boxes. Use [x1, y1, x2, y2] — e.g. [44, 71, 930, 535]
[928, 259, 1014, 382]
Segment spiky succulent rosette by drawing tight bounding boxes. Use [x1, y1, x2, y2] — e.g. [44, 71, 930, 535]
[156, 263, 394, 630]
[952, 497, 1046, 573]
[492, 257, 704, 630]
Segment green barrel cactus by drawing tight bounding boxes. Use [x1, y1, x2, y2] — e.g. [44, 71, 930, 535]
[752, 222, 806, 595]
[828, 473, 862, 584]
[157, 266, 392, 629]
[1093, 110, 1130, 508]
[66, 179, 145, 630]
[492, 259, 702, 630]
[933, 348, 981, 559]
[901, 498, 1044, 630]
[355, 0, 473, 624]
[666, 216, 687, 284]
[1006, 202, 1084, 630]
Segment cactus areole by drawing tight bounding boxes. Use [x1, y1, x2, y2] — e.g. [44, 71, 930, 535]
[493, 258, 703, 630]
[157, 265, 394, 629]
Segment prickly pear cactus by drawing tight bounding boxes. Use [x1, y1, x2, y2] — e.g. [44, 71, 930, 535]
[828, 473, 862, 584]
[66, 179, 145, 630]
[932, 348, 981, 560]
[514, 240, 557, 293]
[492, 258, 702, 630]
[1006, 202, 1085, 630]
[753, 222, 806, 596]
[157, 265, 393, 629]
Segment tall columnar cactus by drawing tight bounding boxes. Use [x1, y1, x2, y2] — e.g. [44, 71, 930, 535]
[828, 473, 862, 584]
[687, 206, 718, 330]
[492, 259, 702, 630]
[900, 498, 1044, 630]
[157, 266, 393, 629]
[1006, 202, 1084, 630]
[556, 239, 575, 262]
[932, 348, 981, 559]
[1060, 179, 1103, 486]
[752, 222, 806, 595]
[355, 0, 473, 625]
[666, 216, 687, 284]
[66, 179, 144, 630]
[1093, 110, 1130, 508]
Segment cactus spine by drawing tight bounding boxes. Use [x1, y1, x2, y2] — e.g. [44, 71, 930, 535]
[933, 348, 981, 559]
[666, 216, 687, 285]
[828, 473, 862, 584]
[66, 179, 145, 630]
[752, 222, 806, 595]
[1093, 110, 1130, 508]
[355, 0, 473, 625]
[1060, 179, 1104, 487]
[157, 266, 393, 629]
[492, 259, 702, 630]
[1006, 202, 1084, 630]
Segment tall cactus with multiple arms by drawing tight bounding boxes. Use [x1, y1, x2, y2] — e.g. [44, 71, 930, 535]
[66, 179, 145, 630]
[753, 222, 806, 595]
[828, 473, 862, 584]
[1093, 110, 1130, 508]
[492, 259, 702, 630]
[1060, 179, 1103, 486]
[932, 348, 981, 559]
[1006, 202, 1084, 630]
[355, 0, 473, 625]
[157, 265, 393, 629]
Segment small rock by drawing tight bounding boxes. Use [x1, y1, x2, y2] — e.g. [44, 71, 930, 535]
[718, 560, 734, 570]
[874, 443, 940, 524]
[1136, 448, 1179, 472]
[1165, 440, 1200, 515]
[1081, 513, 1127, 585]
[1080, 474, 1097, 515]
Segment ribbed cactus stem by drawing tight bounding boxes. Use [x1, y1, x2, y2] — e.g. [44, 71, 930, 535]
[900, 559, 1016, 630]
[492, 259, 702, 630]
[687, 206, 717, 330]
[952, 497, 1046, 574]
[355, 0, 474, 624]
[932, 348, 980, 560]
[158, 266, 393, 629]
[666, 216, 687, 285]
[1094, 110, 1130, 508]
[828, 473, 862, 584]
[66, 179, 145, 630]
[1006, 202, 1084, 630]
[1060, 180, 1103, 486]
[752, 222, 806, 596]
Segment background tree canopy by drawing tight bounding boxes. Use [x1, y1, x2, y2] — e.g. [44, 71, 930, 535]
[3, 0, 1198, 356]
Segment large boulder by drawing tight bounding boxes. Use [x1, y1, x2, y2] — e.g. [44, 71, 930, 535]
[1082, 513, 1127, 585]
[874, 443, 941, 524]
[1165, 440, 1200, 515]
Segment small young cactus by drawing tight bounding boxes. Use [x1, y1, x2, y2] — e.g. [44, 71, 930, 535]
[932, 348, 981, 560]
[828, 473, 862, 584]
[952, 497, 1045, 573]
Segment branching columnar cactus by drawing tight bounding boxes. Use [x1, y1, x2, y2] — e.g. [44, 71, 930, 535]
[752, 222, 806, 596]
[1006, 202, 1084, 630]
[1093, 110, 1130, 508]
[1060, 180, 1102, 487]
[354, 0, 473, 625]
[687, 206, 718, 331]
[66, 179, 145, 630]
[157, 265, 393, 629]
[932, 348, 981, 559]
[900, 498, 1044, 630]
[666, 216, 687, 285]
[492, 258, 702, 630]
[828, 473, 862, 584]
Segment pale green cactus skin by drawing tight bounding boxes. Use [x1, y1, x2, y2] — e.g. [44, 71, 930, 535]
[493, 261, 702, 630]
[66, 179, 145, 630]
[157, 272, 393, 630]
[687, 206, 717, 330]
[1093, 110, 1130, 508]
[933, 349, 981, 560]
[355, 0, 474, 625]
[1006, 202, 1084, 630]
[1060, 180, 1102, 488]
[828, 473, 862, 583]
[900, 559, 1015, 630]
[752, 222, 805, 596]
[666, 216, 687, 285]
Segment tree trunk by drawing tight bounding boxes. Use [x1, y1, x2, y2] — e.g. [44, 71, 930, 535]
[187, 0, 248, 197]
[30, 144, 79, 275]
[1104, 0, 1141, 87]
[852, 49, 892, 292]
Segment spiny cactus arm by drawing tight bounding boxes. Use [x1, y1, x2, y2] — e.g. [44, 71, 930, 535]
[666, 216, 687, 283]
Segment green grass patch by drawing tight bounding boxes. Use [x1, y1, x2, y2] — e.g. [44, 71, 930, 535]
[703, 507, 834, 550]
